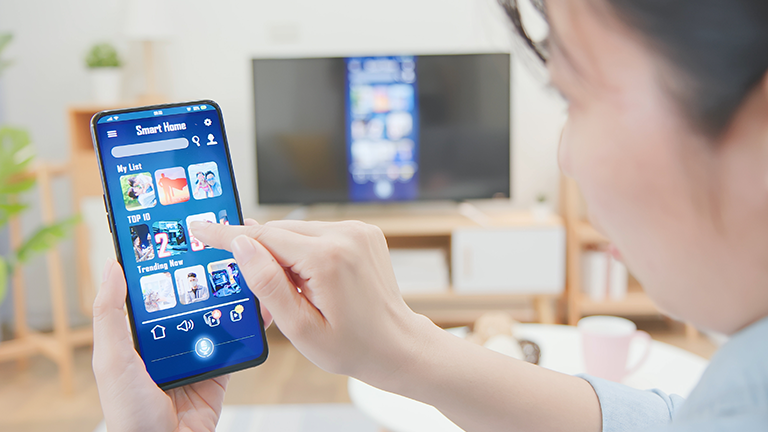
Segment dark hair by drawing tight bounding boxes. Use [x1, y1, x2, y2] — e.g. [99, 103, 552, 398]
[500, 0, 768, 137]
[188, 272, 197, 278]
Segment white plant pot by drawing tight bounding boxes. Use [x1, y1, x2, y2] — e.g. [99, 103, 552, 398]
[90, 68, 122, 104]
[531, 202, 553, 221]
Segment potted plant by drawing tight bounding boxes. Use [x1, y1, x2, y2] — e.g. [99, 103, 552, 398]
[85, 42, 122, 104]
[0, 34, 78, 329]
[532, 193, 552, 221]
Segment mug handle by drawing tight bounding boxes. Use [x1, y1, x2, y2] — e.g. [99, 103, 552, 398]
[625, 330, 652, 377]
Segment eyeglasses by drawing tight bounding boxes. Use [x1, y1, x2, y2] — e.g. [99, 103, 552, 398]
[498, 0, 550, 63]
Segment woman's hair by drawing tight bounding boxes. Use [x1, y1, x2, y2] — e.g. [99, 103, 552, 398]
[499, 0, 768, 137]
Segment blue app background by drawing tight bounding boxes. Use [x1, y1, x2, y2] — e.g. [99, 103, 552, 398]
[95, 103, 266, 386]
[345, 56, 420, 201]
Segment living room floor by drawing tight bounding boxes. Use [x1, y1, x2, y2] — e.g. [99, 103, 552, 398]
[0, 320, 717, 432]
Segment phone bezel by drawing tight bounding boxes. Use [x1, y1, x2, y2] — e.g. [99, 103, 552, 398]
[90, 99, 268, 390]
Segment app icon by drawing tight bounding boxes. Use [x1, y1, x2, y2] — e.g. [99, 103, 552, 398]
[176, 319, 194, 332]
[185, 213, 216, 251]
[188, 162, 222, 200]
[152, 220, 188, 258]
[192, 135, 200, 146]
[218, 210, 229, 225]
[204, 118, 212, 126]
[207, 259, 243, 298]
[130, 224, 155, 263]
[151, 325, 166, 340]
[194, 337, 214, 358]
[230, 304, 244, 322]
[140, 272, 176, 313]
[155, 166, 190, 206]
[107, 130, 117, 138]
[120, 172, 156, 211]
[203, 309, 221, 327]
[175, 265, 210, 305]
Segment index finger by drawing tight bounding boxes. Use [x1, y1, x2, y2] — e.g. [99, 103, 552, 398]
[190, 221, 312, 267]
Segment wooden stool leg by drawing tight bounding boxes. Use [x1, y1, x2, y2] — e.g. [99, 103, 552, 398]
[533, 296, 555, 324]
[39, 164, 75, 394]
[9, 215, 31, 371]
[685, 323, 699, 341]
[57, 346, 75, 394]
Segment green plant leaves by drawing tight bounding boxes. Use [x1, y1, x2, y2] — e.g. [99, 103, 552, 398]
[0, 202, 28, 227]
[0, 126, 35, 182]
[15, 216, 80, 265]
[0, 256, 7, 307]
[0, 33, 12, 76]
[0, 126, 36, 233]
[0, 34, 79, 306]
[85, 43, 121, 68]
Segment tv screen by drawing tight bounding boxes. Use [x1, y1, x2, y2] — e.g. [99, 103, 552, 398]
[253, 53, 510, 204]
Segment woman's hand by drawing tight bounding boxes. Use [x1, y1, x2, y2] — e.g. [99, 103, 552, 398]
[190, 219, 435, 387]
[190, 219, 602, 432]
[92, 259, 272, 432]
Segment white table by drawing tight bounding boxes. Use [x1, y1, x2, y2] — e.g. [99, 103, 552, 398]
[348, 324, 709, 432]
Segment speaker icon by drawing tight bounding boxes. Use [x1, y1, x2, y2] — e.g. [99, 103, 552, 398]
[176, 319, 194, 332]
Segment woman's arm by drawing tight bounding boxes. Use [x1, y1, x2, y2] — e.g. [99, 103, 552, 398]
[386, 322, 602, 432]
[192, 220, 603, 432]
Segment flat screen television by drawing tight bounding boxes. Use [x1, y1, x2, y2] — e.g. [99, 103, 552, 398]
[253, 53, 510, 204]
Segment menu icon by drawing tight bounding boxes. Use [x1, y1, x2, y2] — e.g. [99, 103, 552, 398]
[107, 130, 118, 138]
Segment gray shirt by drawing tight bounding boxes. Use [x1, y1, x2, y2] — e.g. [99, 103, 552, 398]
[581, 316, 768, 431]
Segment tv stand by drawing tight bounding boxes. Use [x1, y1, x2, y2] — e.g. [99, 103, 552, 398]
[252, 203, 563, 326]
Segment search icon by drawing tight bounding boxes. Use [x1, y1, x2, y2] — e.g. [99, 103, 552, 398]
[192, 135, 200, 147]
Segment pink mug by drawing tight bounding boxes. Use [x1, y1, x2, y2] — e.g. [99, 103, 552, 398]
[578, 316, 652, 382]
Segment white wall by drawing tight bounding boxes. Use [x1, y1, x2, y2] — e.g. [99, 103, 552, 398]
[0, 0, 566, 328]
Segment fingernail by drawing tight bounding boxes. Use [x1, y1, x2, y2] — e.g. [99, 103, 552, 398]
[232, 235, 258, 262]
[189, 221, 210, 235]
[102, 258, 115, 283]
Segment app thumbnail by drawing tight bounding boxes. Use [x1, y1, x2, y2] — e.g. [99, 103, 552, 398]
[207, 259, 243, 298]
[188, 162, 222, 200]
[130, 224, 155, 263]
[155, 167, 189, 206]
[120, 172, 156, 211]
[174, 265, 210, 305]
[186, 212, 216, 252]
[218, 210, 229, 225]
[140, 272, 176, 313]
[152, 220, 188, 258]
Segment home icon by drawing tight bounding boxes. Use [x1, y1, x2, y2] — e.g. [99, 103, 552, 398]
[151, 325, 166, 340]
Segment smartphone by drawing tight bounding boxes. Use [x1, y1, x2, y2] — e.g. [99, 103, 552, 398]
[91, 100, 268, 389]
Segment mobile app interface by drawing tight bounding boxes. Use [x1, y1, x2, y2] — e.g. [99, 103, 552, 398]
[345, 56, 420, 201]
[95, 103, 266, 386]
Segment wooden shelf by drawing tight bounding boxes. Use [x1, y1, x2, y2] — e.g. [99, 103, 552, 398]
[250, 206, 564, 325]
[579, 291, 659, 316]
[253, 206, 563, 238]
[404, 291, 558, 326]
[574, 221, 609, 245]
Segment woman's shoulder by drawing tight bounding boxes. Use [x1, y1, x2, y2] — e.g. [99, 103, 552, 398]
[675, 317, 768, 423]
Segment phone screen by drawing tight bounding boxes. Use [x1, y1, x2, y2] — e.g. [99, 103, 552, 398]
[92, 101, 267, 389]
